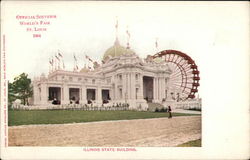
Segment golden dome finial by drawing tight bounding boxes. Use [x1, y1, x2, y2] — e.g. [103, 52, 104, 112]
[114, 17, 120, 46]
[126, 26, 131, 49]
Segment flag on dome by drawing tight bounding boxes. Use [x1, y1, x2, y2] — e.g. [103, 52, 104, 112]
[115, 19, 118, 29]
[74, 54, 77, 61]
[58, 52, 63, 58]
[126, 29, 130, 38]
[126, 27, 131, 49]
[85, 55, 89, 60]
[55, 55, 60, 61]
[63, 61, 65, 69]
[155, 38, 158, 49]
[85, 55, 93, 62]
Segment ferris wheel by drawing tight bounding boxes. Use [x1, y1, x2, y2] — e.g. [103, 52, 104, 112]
[152, 50, 200, 101]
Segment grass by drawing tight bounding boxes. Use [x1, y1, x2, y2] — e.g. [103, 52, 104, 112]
[177, 139, 201, 147]
[8, 110, 198, 126]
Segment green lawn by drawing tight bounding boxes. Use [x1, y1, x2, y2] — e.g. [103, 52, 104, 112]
[8, 110, 198, 126]
[177, 139, 201, 147]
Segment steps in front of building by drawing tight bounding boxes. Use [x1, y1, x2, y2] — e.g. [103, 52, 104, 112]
[147, 103, 165, 112]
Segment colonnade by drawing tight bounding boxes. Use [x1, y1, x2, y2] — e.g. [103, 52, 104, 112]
[35, 84, 107, 105]
[153, 77, 166, 103]
[34, 74, 168, 106]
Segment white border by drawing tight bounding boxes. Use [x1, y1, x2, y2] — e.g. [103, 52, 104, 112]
[1, 1, 249, 159]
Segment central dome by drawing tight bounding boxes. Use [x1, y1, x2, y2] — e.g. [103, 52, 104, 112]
[103, 39, 134, 61]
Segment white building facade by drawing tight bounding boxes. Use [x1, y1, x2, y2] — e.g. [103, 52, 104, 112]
[32, 37, 201, 111]
[33, 38, 179, 110]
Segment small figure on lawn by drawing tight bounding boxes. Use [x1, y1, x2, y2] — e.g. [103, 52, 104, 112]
[168, 105, 172, 118]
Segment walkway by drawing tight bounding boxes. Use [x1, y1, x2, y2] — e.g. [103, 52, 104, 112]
[173, 109, 201, 115]
[9, 116, 201, 147]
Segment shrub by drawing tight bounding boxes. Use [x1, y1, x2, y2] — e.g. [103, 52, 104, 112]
[160, 108, 167, 112]
[188, 108, 201, 111]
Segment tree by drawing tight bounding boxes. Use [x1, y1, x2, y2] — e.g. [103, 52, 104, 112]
[11, 73, 33, 105]
[8, 81, 16, 107]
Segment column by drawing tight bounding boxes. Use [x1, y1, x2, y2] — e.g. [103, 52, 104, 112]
[81, 84, 87, 104]
[157, 78, 159, 101]
[138, 74, 144, 99]
[162, 77, 166, 100]
[153, 77, 156, 101]
[153, 77, 159, 103]
[79, 88, 82, 100]
[60, 87, 63, 102]
[97, 86, 102, 105]
[127, 73, 131, 99]
[40, 83, 48, 105]
[156, 78, 158, 101]
[110, 87, 113, 101]
[166, 78, 171, 100]
[33, 83, 39, 105]
[158, 77, 162, 101]
[130, 73, 136, 99]
[62, 84, 69, 104]
[61, 86, 64, 101]
[122, 73, 126, 101]
[114, 75, 118, 100]
[156, 77, 158, 101]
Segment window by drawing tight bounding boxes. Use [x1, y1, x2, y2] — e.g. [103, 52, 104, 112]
[69, 77, 73, 81]
[92, 79, 95, 84]
[119, 88, 122, 99]
[78, 78, 82, 81]
[136, 88, 139, 99]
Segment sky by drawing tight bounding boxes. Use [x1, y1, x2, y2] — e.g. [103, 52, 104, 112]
[2, 1, 249, 99]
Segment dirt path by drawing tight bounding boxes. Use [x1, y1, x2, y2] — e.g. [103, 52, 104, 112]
[8, 116, 201, 147]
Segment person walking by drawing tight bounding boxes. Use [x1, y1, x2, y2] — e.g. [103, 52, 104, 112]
[168, 106, 172, 118]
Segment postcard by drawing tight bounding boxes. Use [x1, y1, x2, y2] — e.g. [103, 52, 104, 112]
[1, 1, 249, 159]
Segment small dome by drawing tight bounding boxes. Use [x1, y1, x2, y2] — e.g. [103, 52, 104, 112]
[103, 39, 134, 61]
[80, 65, 89, 73]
